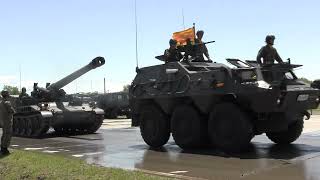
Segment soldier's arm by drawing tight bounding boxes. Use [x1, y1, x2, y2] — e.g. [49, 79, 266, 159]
[4, 101, 15, 114]
[203, 44, 210, 60]
[256, 48, 264, 64]
[275, 49, 283, 64]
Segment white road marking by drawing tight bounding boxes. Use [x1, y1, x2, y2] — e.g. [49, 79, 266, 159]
[11, 145, 19, 147]
[24, 147, 47, 151]
[72, 151, 103, 158]
[72, 155, 84, 158]
[169, 170, 189, 174]
[42, 150, 60, 153]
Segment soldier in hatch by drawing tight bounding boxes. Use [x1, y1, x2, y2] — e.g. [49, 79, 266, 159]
[164, 39, 183, 63]
[194, 30, 211, 62]
[257, 35, 284, 65]
[19, 87, 29, 99]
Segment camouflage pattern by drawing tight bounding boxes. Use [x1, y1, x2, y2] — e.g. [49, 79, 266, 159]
[19, 87, 29, 99]
[0, 98, 15, 148]
[194, 38, 210, 61]
[164, 48, 183, 63]
[257, 45, 283, 64]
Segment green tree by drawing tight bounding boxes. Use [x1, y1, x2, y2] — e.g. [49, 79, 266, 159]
[2, 85, 20, 95]
[122, 85, 130, 92]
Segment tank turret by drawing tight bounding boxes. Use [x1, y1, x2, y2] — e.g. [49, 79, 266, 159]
[32, 57, 105, 101]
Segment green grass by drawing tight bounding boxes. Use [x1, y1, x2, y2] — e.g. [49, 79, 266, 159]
[0, 150, 170, 180]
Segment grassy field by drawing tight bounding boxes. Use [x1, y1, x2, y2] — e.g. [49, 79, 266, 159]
[0, 150, 169, 180]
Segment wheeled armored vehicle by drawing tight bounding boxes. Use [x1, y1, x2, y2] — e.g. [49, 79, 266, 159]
[129, 57, 320, 152]
[97, 92, 131, 119]
[13, 57, 105, 137]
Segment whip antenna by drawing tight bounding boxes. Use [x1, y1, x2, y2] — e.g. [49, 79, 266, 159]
[135, 0, 139, 69]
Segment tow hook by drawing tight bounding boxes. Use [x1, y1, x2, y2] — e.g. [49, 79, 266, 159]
[303, 110, 311, 120]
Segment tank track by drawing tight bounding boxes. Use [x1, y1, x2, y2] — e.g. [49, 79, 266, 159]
[53, 114, 104, 135]
[13, 113, 50, 138]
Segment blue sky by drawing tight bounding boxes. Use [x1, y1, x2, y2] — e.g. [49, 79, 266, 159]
[1, 0, 319, 93]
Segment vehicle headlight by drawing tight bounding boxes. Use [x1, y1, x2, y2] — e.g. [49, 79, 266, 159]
[297, 94, 309, 102]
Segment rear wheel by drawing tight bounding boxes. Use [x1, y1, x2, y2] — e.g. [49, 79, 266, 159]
[140, 104, 170, 148]
[266, 115, 304, 144]
[208, 103, 253, 152]
[171, 105, 207, 149]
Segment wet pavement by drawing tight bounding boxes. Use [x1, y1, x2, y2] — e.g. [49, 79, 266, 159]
[3, 117, 320, 180]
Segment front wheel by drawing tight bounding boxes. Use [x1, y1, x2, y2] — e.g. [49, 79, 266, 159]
[139, 104, 170, 148]
[266, 116, 304, 144]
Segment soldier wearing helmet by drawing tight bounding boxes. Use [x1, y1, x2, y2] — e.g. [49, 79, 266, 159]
[256, 35, 283, 65]
[164, 39, 183, 63]
[195, 30, 211, 62]
[19, 87, 29, 99]
[0, 90, 15, 155]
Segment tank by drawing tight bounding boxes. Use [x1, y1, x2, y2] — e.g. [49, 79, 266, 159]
[13, 57, 106, 137]
[129, 57, 320, 152]
[97, 92, 131, 119]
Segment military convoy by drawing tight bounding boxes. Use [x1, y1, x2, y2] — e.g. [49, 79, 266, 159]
[129, 57, 320, 152]
[97, 92, 131, 119]
[12, 57, 105, 137]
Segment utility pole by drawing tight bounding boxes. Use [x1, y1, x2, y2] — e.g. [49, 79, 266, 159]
[19, 64, 22, 91]
[104, 77, 106, 94]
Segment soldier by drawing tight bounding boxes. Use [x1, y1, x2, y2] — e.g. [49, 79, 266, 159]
[19, 87, 29, 99]
[257, 35, 284, 65]
[164, 39, 183, 63]
[195, 30, 211, 62]
[0, 90, 15, 155]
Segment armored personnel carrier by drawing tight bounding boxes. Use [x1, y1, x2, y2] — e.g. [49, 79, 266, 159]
[311, 80, 320, 89]
[13, 57, 105, 137]
[97, 92, 131, 119]
[129, 58, 320, 152]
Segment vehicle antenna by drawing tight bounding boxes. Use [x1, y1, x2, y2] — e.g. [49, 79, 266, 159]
[134, 0, 139, 69]
[182, 8, 185, 29]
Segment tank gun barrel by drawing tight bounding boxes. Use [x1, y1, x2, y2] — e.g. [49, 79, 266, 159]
[47, 57, 105, 90]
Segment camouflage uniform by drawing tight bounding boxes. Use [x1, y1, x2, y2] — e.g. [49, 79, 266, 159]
[194, 38, 210, 61]
[19, 87, 29, 99]
[164, 39, 183, 63]
[164, 48, 183, 63]
[0, 94, 15, 152]
[257, 35, 283, 65]
[256, 45, 283, 64]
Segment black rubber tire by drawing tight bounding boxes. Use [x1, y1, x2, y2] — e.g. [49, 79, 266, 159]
[266, 117, 304, 144]
[208, 103, 253, 152]
[131, 114, 140, 127]
[171, 105, 207, 149]
[108, 109, 118, 119]
[140, 104, 170, 148]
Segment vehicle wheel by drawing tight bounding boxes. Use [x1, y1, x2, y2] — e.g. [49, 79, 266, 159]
[171, 105, 207, 149]
[208, 103, 253, 152]
[140, 104, 170, 148]
[266, 116, 304, 144]
[131, 114, 140, 127]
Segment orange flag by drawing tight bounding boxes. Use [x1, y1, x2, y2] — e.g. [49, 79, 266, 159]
[172, 27, 195, 46]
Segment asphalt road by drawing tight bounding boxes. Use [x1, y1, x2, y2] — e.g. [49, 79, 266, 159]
[3, 116, 320, 180]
